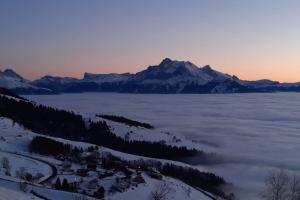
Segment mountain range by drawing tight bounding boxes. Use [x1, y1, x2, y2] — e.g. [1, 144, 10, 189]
[1, 58, 300, 94]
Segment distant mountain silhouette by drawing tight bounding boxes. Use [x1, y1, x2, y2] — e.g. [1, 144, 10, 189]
[1, 58, 300, 94]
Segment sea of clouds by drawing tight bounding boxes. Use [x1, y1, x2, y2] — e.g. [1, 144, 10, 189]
[26, 92, 300, 199]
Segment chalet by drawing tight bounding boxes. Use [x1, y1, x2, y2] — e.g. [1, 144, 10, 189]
[132, 174, 145, 185]
[62, 161, 72, 169]
[146, 171, 163, 180]
[112, 178, 131, 192]
[146, 168, 163, 180]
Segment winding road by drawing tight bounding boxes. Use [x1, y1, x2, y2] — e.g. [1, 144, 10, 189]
[0, 150, 57, 184]
[0, 150, 58, 199]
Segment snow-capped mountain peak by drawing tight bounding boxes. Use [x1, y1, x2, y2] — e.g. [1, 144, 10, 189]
[0, 69, 52, 94]
[158, 58, 200, 76]
[0, 68, 29, 89]
[0, 69, 25, 81]
[2, 58, 300, 94]
[132, 58, 232, 86]
[201, 65, 212, 71]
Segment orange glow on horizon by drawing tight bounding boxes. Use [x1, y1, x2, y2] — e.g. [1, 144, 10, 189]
[13, 58, 300, 83]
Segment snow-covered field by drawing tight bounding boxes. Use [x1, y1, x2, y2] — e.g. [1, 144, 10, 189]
[0, 181, 41, 200]
[0, 151, 52, 181]
[26, 92, 300, 199]
[109, 175, 210, 200]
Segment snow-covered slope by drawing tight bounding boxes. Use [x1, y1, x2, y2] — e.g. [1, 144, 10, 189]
[0, 184, 40, 200]
[0, 116, 214, 200]
[0, 69, 52, 94]
[110, 175, 211, 200]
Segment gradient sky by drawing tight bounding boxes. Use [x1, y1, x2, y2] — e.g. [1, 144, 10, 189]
[0, 0, 300, 82]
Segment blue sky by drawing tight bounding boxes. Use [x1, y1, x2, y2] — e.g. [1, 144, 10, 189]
[0, 0, 299, 81]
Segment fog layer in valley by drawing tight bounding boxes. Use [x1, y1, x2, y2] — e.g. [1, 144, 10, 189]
[26, 93, 300, 199]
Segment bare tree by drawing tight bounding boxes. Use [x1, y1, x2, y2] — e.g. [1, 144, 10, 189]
[151, 182, 172, 200]
[183, 186, 191, 198]
[19, 182, 28, 192]
[261, 170, 300, 200]
[1, 157, 11, 176]
[261, 170, 289, 200]
[288, 175, 300, 200]
[73, 195, 89, 200]
[15, 167, 27, 180]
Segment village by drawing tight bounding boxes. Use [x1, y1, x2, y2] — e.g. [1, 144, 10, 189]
[47, 145, 163, 199]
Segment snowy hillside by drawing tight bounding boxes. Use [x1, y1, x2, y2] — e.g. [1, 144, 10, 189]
[0, 117, 215, 200]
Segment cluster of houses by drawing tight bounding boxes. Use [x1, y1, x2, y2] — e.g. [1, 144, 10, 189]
[52, 146, 164, 197]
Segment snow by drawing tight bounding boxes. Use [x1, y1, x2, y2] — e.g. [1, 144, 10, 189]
[0, 117, 210, 199]
[104, 119, 200, 150]
[0, 74, 33, 89]
[0, 117, 203, 170]
[31, 186, 96, 200]
[0, 181, 41, 200]
[0, 178, 94, 200]
[26, 92, 300, 199]
[109, 175, 211, 200]
[0, 94, 22, 101]
[129, 59, 233, 87]
[0, 69, 51, 91]
[0, 151, 52, 182]
[33, 76, 80, 85]
[0, 118, 34, 152]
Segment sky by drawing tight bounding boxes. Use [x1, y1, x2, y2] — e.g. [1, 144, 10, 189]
[0, 0, 299, 82]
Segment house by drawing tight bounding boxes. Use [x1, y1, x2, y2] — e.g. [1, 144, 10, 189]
[86, 179, 99, 190]
[146, 171, 163, 180]
[146, 168, 163, 180]
[132, 174, 145, 185]
[62, 161, 72, 169]
[112, 178, 131, 192]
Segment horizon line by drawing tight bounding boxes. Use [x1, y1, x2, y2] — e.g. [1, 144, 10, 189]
[1, 63, 299, 84]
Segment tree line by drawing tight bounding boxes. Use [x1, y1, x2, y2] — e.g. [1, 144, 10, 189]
[161, 163, 229, 199]
[29, 136, 73, 156]
[0, 87, 25, 100]
[97, 114, 154, 129]
[0, 94, 201, 162]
